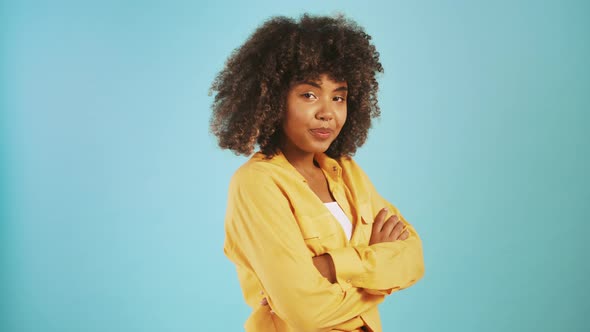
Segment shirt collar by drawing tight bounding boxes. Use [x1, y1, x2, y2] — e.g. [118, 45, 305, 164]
[252, 149, 343, 180]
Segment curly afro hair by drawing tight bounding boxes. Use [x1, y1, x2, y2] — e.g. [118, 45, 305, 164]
[209, 13, 384, 158]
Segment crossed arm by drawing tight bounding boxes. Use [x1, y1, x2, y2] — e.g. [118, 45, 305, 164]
[312, 207, 410, 284]
[225, 167, 424, 330]
[225, 170, 388, 331]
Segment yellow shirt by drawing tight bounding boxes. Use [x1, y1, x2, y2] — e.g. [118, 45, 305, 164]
[224, 150, 425, 332]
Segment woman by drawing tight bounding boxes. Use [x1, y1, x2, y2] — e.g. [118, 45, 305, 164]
[210, 14, 425, 332]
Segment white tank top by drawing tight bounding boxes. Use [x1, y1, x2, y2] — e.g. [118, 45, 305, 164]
[323, 202, 353, 241]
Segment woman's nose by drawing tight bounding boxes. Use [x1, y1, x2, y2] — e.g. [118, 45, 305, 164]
[316, 103, 335, 121]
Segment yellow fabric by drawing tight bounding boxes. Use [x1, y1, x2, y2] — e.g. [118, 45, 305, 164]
[224, 150, 425, 332]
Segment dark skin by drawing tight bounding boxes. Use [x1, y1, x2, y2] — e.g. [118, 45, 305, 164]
[261, 75, 409, 311]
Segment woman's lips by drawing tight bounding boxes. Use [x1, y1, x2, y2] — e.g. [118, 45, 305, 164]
[309, 128, 333, 139]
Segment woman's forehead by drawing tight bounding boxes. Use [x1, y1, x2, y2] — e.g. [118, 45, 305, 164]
[291, 73, 347, 86]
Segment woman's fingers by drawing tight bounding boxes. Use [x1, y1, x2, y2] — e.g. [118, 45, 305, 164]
[372, 208, 388, 232]
[370, 209, 407, 244]
[380, 216, 397, 239]
[260, 297, 274, 314]
[389, 217, 405, 239]
[398, 229, 409, 240]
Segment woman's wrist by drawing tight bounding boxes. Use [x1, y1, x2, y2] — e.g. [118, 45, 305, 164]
[313, 254, 337, 283]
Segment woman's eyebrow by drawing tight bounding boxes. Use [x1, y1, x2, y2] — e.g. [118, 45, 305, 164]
[300, 81, 322, 89]
[299, 81, 348, 92]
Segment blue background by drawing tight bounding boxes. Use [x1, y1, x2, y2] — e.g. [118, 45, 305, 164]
[1, 0, 588, 331]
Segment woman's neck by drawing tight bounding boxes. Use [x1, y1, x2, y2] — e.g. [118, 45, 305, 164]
[282, 149, 317, 171]
[280, 142, 321, 174]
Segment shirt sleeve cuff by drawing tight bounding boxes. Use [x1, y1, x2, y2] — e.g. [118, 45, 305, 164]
[327, 246, 366, 289]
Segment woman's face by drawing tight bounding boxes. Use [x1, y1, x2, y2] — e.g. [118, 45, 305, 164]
[281, 74, 348, 156]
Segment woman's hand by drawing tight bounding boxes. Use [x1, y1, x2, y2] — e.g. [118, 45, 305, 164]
[312, 208, 409, 282]
[369, 208, 409, 245]
[263, 209, 409, 314]
[312, 254, 336, 283]
[260, 297, 274, 314]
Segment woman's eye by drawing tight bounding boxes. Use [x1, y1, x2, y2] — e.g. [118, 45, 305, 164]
[302, 92, 316, 99]
[334, 96, 346, 102]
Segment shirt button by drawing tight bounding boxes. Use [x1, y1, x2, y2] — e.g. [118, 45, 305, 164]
[346, 279, 352, 283]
